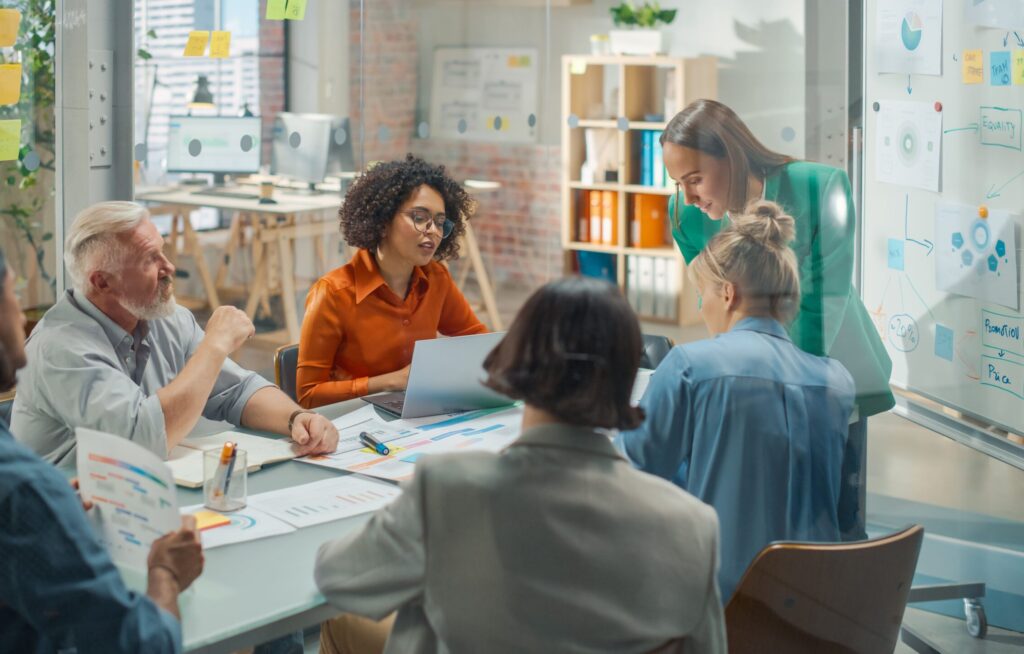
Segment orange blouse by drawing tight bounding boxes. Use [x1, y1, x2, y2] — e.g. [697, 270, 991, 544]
[297, 249, 488, 408]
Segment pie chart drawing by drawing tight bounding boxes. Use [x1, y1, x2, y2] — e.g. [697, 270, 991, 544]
[901, 12, 923, 51]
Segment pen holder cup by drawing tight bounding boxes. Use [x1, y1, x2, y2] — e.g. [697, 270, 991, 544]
[203, 448, 247, 512]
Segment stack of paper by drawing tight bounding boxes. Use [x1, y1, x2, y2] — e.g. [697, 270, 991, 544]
[168, 432, 298, 488]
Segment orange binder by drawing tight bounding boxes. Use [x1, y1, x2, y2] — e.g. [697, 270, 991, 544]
[589, 190, 603, 243]
[601, 190, 618, 246]
[631, 194, 668, 248]
[578, 191, 590, 242]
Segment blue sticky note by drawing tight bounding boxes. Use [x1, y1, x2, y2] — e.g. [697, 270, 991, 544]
[887, 238, 905, 271]
[935, 324, 954, 361]
[991, 51, 1011, 86]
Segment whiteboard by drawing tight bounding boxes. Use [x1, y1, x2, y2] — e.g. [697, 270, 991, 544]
[429, 47, 539, 143]
[863, 0, 1024, 435]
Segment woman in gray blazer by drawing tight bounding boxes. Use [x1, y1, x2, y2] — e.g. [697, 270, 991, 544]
[314, 277, 726, 654]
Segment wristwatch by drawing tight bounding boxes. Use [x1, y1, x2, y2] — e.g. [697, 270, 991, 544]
[288, 409, 314, 432]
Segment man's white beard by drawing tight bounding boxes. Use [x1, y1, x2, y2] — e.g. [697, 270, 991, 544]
[122, 280, 176, 321]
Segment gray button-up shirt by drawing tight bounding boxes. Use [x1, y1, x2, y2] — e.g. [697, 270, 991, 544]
[11, 291, 273, 465]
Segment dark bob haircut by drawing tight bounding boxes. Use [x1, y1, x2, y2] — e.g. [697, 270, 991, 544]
[483, 276, 644, 431]
[0, 246, 15, 393]
[339, 154, 475, 261]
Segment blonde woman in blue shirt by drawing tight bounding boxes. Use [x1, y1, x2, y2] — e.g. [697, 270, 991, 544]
[618, 200, 856, 601]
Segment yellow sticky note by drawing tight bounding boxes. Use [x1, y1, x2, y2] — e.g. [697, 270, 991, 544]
[0, 64, 21, 105]
[285, 0, 307, 20]
[570, 59, 587, 75]
[0, 119, 21, 161]
[210, 31, 231, 58]
[183, 31, 210, 57]
[0, 9, 20, 47]
[1014, 50, 1024, 85]
[963, 49, 984, 84]
[193, 510, 231, 531]
[266, 0, 287, 20]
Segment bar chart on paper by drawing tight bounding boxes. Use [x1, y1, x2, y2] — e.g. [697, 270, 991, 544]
[248, 475, 402, 528]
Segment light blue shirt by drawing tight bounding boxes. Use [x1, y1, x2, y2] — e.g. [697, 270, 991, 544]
[618, 317, 855, 600]
[11, 291, 273, 465]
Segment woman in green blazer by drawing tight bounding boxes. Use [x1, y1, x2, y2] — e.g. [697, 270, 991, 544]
[662, 99, 893, 540]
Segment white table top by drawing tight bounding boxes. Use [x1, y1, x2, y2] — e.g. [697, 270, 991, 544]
[137, 186, 341, 215]
[179, 399, 372, 653]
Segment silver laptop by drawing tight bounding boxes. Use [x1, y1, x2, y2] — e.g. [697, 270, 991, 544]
[363, 332, 513, 418]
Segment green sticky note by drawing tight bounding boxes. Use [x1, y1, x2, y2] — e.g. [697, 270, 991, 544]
[285, 0, 307, 20]
[0, 119, 21, 161]
[266, 0, 287, 20]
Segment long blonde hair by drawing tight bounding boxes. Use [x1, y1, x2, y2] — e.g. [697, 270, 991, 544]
[689, 200, 801, 323]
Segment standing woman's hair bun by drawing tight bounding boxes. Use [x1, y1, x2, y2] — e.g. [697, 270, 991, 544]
[731, 200, 795, 249]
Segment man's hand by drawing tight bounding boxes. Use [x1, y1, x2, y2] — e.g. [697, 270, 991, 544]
[69, 478, 94, 512]
[148, 515, 204, 591]
[202, 306, 255, 357]
[291, 412, 339, 456]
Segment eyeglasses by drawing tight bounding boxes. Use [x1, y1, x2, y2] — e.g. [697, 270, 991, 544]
[402, 208, 454, 239]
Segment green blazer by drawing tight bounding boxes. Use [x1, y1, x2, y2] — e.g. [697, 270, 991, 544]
[671, 161, 894, 418]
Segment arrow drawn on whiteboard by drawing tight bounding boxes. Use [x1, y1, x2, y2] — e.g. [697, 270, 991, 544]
[1016, 32, 1024, 47]
[999, 350, 1007, 358]
[944, 123, 979, 135]
[903, 195, 934, 255]
[906, 75, 913, 95]
[1004, 32, 1010, 47]
[986, 168, 1024, 199]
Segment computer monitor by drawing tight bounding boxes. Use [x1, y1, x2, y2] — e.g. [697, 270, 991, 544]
[166, 116, 262, 184]
[272, 113, 354, 192]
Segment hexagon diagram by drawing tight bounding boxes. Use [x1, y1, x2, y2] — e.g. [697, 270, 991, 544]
[952, 232, 965, 249]
[996, 240, 1007, 258]
[988, 254, 999, 272]
[962, 250, 974, 266]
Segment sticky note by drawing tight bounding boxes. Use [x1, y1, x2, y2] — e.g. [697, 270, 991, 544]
[0, 9, 20, 47]
[209, 31, 231, 58]
[0, 64, 21, 105]
[0, 119, 21, 161]
[182, 31, 209, 57]
[887, 238, 905, 271]
[570, 59, 587, 75]
[963, 49, 984, 84]
[266, 0, 287, 20]
[1014, 50, 1024, 85]
[193, 510, 231, 531]
[935, 324, 954, 361]
[285, 0, 307, 20]
[991, 51, 1011, 86]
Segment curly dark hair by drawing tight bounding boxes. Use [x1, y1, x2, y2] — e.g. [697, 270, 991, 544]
[339, 154, 475, 261]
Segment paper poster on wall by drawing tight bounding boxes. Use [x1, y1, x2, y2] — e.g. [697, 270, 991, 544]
[935, 202, 1020, 310]
[875, 0, 943, 75]
[430, 48, 538, 143]
[966, 0, 1024, 29]
[875, 100, 943, 191]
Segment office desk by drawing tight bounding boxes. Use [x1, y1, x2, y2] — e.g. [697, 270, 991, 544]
[136, 188, 342, 342]
[180, 398, 368, 654]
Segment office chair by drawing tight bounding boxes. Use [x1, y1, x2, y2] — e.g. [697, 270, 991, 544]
[640, 334, 674, 369]
[274, 343, 300, 403]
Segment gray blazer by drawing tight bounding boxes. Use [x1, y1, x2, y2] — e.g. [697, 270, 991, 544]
[314, 423, 726, 653]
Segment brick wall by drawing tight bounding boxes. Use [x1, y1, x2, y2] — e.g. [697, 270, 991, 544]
[259, 0, 286, 163]
[348, 0, 562, 289]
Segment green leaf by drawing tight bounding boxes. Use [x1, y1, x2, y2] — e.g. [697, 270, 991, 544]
[147, 29, 157, 39]
[137, 48, 152, 60]
[42, 232, 52, 241]
[658, 9, 677, 24]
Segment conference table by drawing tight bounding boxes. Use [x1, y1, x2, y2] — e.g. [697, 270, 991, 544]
[178, 398, 373, 654]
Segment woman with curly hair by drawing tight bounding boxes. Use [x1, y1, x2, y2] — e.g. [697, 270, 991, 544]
[297, 155, 487, 408]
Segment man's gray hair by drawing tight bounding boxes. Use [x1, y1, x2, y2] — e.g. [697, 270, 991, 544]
[65, 201, 150, 294]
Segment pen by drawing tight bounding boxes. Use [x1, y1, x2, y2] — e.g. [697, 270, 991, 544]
[222, 444, 238, 496]
[211, 441, 235, 499]
[359, 431, 390, 456]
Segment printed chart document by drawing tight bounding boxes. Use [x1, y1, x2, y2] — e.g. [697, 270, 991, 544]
[875, 0, 942, 75]
[76, 428, 180, 570]
[299, 406, 523, 482]
[875, 100, 942, 192]
[181, 505, 295, 549]
[631, 369, 655, 406]
[168, 432, 298, 488]
[248, 476, 401, 528]
[935, 202, 1020, 310]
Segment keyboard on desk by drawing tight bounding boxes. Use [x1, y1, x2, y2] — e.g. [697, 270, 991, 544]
[190, 187, 260, 200]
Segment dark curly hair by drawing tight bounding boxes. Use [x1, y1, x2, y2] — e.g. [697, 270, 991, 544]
[339, 154, 475, 261]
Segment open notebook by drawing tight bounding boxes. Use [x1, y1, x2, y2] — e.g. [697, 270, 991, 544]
[168, 432, 298, 488]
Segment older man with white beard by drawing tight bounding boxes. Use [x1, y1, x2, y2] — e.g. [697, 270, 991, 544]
[13, 201, 338, 465]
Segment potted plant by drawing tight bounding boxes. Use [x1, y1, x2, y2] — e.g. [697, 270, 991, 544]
[608, 1, 677, 56]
